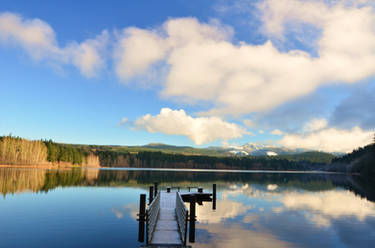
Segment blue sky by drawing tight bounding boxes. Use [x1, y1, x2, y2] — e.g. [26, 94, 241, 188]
[0, 0, 374, 152]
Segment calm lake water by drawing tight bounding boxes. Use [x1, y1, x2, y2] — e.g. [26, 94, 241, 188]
[1, 167, 375, 248]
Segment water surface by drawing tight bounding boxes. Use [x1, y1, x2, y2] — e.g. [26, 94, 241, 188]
[1, 167, 374, 248]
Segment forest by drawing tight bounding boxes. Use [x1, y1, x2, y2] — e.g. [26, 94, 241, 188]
[0, 135, 87, 166]
[1, 135, 374, 177]
[331, 143, 375, 176]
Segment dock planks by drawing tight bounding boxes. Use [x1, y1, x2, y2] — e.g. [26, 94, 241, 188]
[151, 192, 182, 246]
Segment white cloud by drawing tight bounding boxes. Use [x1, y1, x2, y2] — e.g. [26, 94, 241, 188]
[133, 108, 250, 145]
[304, 118, 328, 132]
[271, 129, 283, 135]
[279, 123, 373, 153]
[281, 190, 375, 220]
[267, 184, 278, 190]
[196, 197, 252, 224]
[243, 119, 256, 128]
[114, 27, 168, 80]
[113, 2, 375, 116]
[119, 117, 128, 125]
[0, 12, 108, 77]
[111, 203, 138, 220]
[197, 222, 292, 248]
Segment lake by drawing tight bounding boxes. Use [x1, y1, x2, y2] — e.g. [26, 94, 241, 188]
[1, 167, 375, 248]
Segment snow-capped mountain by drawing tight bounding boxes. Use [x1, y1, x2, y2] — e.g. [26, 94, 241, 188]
[211, 142, 309, 156]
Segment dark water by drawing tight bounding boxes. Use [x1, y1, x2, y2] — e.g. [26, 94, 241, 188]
[1, 167, 375, 248]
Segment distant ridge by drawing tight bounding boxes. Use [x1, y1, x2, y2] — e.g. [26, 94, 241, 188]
[142, 143, 193, 149]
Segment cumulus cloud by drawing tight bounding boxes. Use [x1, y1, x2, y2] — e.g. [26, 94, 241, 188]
[281, 190, 375, 220]
[279, 119, 373, 153]
[0, 12, 108, 77]
[303, 118, 328, 132]
[111, 203, 138, 220]
[271, 129, 283, 135]
[196, 198, 252, 224]
[114, 27, 168, 80]
[197, 222, 292, 248]
[132, 108, 250, 145]
[113, 1, 375, 116]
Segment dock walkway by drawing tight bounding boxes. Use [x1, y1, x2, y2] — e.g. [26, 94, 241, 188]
[151, 192, 182, 245]
[141, 186, 214, 247]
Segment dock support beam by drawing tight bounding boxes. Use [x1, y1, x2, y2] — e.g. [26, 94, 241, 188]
[138, 194, 146, 242]
[149, 186, 154, 204]
[189, 198, 196, 243]
[213, 184, 216, 210]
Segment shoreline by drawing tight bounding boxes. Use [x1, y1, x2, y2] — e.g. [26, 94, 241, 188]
[0, 164, 347, 175]
[0, 164, 81, 169]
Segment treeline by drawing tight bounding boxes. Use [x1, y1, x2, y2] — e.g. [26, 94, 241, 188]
[95, 150, 324, 171]
[0, 135, 89, 166]
[135, 151, 328, 170]
[331, 143, 375, 176]
[0, 135, 47, 165]
[332, 144, 375, 164]
[0, 135, 331, 170]
[6, 135, 372, 173]
[278, 151, 335, 164]
[44, 140, 86, 165]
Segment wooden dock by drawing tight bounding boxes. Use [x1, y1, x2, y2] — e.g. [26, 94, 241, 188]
[139, 185, 216, 248]
[151, 192, 182, 245]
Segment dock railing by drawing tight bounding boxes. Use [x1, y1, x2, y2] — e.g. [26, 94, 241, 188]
[176, 192, 189, 246]
[146, 191, 160, 245]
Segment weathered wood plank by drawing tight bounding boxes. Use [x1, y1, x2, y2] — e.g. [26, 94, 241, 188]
[151, 192, 182, 245]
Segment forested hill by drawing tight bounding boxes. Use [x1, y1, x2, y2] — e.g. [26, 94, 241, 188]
[330, 143, 375, 176]
[0, 135, 334, 169]
[277, 152, 335, 164]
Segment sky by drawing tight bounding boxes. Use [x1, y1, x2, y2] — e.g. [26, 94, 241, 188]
[0, 0, 374, 153]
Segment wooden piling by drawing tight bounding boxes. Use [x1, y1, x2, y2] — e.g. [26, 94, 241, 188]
[138, 194, 146, 242]
[189, 197, 196, 243]
[154, 182, 158, 197]
[213, 184, 216, 210]
[149, 186, 154, 204]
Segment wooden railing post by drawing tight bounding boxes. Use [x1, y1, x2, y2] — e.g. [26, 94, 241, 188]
[149, 186, 154, 204]
[154, 182, 158, 197]
[184, 209, 188, 246]
[189, 197, 196, 243]
[212, 184, 216, 210]
[138, 194, 146, 242]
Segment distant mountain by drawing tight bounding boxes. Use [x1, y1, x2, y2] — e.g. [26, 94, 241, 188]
[77, 140, 337, 161]
[142, 143, 192, 150]
[209, 142, 311, 157]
